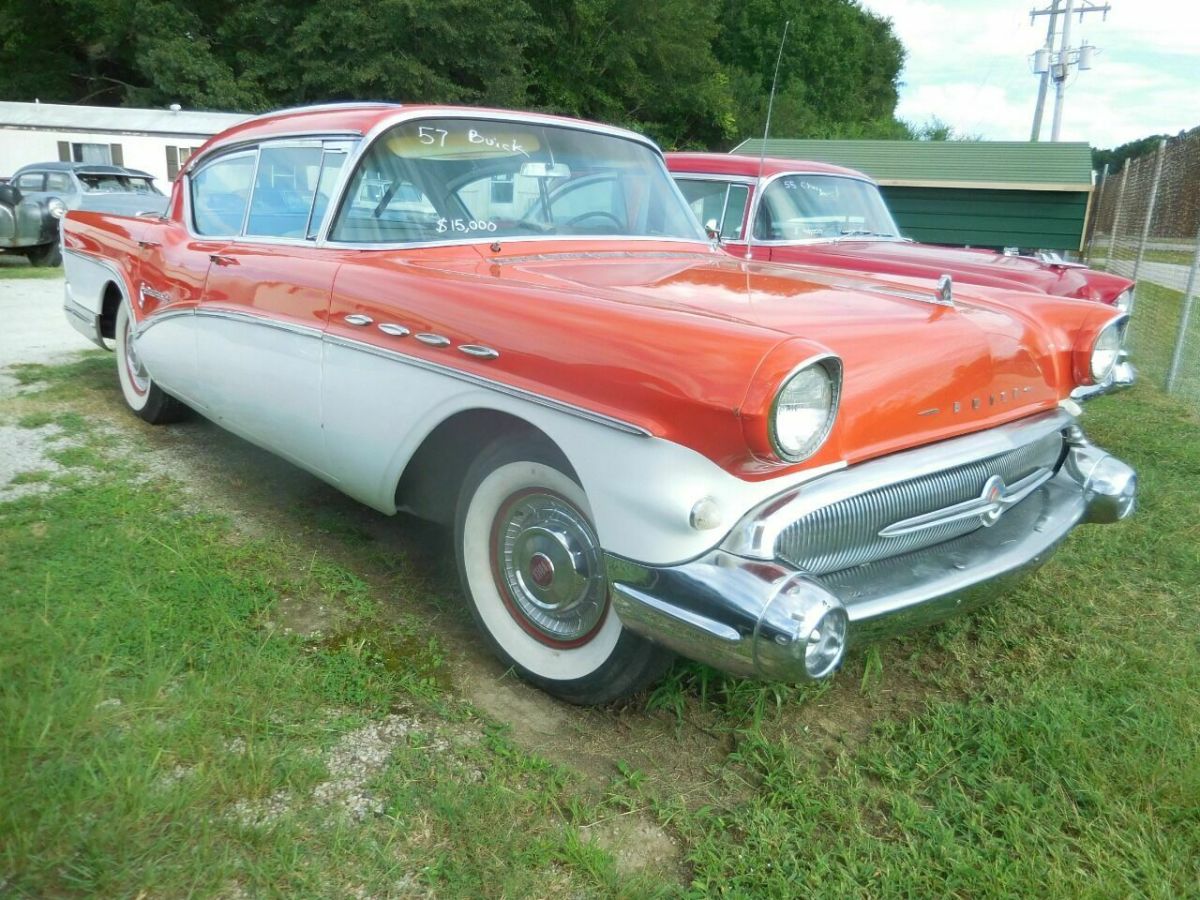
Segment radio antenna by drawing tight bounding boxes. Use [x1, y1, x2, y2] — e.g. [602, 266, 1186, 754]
[748, 19, 791, 260]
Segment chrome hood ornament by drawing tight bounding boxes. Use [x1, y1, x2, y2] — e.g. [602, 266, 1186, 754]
[935, 273, 954, 307]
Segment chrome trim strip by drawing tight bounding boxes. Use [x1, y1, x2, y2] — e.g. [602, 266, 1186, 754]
[133, 307, 197, 337]
[186, 130, 366, 175]
[322, 332, 652, 437]
[459, 344, 500, 359]
[672, 173, 757, 186]
[63, 294, 95, 325]
[414, 333, 450, 347]
[722, 409, 1074, 559]
[378, 323, 410, 337]
[877, 466, 1054, 538]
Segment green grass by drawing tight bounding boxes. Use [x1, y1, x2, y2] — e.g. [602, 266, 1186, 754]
[2, 357, 1199, 896]
[0, 257, 61, 278]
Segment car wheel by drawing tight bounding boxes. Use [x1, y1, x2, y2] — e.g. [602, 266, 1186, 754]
[26, 243, 62, 267]
[455, 435, 673, 705]
[114, 299, 189, 424]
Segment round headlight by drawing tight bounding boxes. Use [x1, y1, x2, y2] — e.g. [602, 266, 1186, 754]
[770, 358, 841, 461]
[47, 198, 67, 219]
[1114, 289, 1133, 312]
[1091, 320, 1124, 383]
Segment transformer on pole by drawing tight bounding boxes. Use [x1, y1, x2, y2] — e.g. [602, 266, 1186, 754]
[1028, 0, 1110, 141]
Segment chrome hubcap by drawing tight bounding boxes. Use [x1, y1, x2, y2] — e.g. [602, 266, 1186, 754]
[494, 491, 608, 644]
[124, 319, 150, 393]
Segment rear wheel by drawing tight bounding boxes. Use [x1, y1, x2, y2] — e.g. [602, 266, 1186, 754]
[115, 299, 189, 424]
[454, 435, 672, 705]
[26, 242, 61, 267]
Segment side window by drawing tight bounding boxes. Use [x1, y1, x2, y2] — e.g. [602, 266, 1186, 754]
[191, 152, 256, 236]
[245, 145, 324, 238]
[721, 184, 750, 240]
[45, 172, 73, 193]
[306, 149, 348, 239]
[15, 172, 44, 191]
[675, 178, 728, 233]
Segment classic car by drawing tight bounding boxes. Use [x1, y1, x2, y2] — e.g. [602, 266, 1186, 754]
[61, 103, 1136, 705]
[667, 153, 1134, 308]
[2, 162, 167, 266]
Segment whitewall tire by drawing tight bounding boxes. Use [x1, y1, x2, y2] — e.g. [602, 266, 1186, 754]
[455, 435, 672, 705]
[115, 300, 189, 424]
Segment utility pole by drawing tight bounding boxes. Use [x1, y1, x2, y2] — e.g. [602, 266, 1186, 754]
[1028, 0, 1110, 141]
[1029, 0, 1059, 141]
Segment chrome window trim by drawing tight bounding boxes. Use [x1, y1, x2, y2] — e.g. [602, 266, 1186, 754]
[746, 170, 902, 246]
[315, 108, 707, 248]
[722, 408, 1075, 559]
[186, 130, 365, 175]
[672, 173, 757, 186]
[184, 137, 362, 244]
[186, 147, 259, 240]
[323, 332, 652, 437]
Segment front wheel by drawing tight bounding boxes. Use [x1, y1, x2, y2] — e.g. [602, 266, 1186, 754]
[115, 299, 189, 424]
[26, 242, 61, 267]
[454, 435, 672, 705]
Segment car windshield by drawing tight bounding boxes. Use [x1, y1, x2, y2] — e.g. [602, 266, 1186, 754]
[753, 174, 900, 242]
[79, 174, 163, 195]
[330, 117, 704, 244]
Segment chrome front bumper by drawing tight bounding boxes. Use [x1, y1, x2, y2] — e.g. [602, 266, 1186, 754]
[607, 430, 1135, 683]
[1071, 359, 1137, 401]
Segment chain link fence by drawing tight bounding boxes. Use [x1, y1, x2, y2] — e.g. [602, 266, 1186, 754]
[1084, 132, 1200, 406]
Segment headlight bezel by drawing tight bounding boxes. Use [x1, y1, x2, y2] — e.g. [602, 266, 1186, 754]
[46, 197, 67, 219]
[1088, 316, 1128, 384]
[1114, 288, 1133, 312]
[768, 355, 843, 463]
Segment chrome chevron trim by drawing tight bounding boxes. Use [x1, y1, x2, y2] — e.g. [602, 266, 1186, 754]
[322, 332, 652, 437]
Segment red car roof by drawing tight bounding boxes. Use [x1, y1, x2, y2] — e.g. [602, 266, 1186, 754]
[667, 152, 873, 183]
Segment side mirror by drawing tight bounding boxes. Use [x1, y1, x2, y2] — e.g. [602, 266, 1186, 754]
[704, 218, 721, 242]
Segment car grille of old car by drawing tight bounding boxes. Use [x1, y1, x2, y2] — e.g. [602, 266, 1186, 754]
[775, 429, 1065, 575]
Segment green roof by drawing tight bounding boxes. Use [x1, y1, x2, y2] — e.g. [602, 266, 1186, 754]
[732, 139, 1094, 191]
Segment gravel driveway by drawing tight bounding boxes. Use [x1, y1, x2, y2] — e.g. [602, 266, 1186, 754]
[0, 275, 96, 374]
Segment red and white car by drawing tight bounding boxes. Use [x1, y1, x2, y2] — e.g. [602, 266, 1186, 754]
[60, 104, 1136, 704]
[667, 152, 1134, 308]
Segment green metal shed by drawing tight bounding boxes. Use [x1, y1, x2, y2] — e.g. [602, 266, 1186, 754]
[731, 138, 1094, 252]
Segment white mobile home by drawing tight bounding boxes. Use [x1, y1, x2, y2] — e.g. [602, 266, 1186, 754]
[0, 101, 248, 186]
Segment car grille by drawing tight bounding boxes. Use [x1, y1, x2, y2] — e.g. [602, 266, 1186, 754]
[775, 429, 1065, 575]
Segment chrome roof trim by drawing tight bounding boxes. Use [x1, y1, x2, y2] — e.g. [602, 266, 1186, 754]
[323, 332, 653, 438]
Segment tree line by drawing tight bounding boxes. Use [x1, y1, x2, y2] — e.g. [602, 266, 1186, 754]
[0, 0, 911, 148]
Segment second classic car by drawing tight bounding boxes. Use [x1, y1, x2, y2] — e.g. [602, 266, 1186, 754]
[667, 152, 1135, 309]
[1, 162, 167, 267]
[61, 104, 1136, 704]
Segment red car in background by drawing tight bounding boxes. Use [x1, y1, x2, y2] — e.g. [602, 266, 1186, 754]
[667, 153, 1133, 310]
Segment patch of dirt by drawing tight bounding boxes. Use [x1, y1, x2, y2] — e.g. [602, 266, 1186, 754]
[0, 423, 67, 501]
[580, 814, 684, 878]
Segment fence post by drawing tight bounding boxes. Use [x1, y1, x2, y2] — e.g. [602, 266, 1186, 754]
[1106, 164, 1129, 267]
[1165, 221, 1200, 392]
[1130, 139, 1168, 305]
[1085, 162, 1109, 261]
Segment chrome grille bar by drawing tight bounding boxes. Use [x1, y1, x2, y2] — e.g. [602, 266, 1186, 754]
[775, 429, 1065, 576]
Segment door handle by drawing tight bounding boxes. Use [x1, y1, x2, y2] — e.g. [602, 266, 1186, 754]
[209, 254, 235, 266]
[138, 240, 161, 249]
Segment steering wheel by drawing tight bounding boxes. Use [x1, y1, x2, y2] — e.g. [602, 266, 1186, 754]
[563, 210, 623, 230]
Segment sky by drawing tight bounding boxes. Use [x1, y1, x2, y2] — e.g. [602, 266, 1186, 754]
[856, 0, 1200, 149]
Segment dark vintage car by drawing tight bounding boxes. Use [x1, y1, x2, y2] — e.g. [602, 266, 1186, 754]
[1, 162, 167, 267]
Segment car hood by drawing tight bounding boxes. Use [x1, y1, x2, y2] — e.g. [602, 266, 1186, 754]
[469, 249, 1079, 466]
[789, 239, 1128, 303]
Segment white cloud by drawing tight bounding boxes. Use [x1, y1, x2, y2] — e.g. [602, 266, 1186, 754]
[858, 0, 1200, 147]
